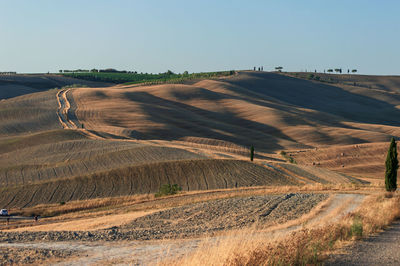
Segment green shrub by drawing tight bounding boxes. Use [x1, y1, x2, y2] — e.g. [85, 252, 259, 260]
[280, 151, 297, 164]
[307, 74, 315, 80]
[350, 217, 363, 238]
[155, 184, 182, 197]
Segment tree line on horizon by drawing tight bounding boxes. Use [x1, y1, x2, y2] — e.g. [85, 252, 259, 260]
[271, 66, 358, 74]
[61, 69, 235, 84]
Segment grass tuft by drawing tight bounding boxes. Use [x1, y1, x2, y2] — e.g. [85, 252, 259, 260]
[155, 184, 182, 197]
[280, 151, 297, 164]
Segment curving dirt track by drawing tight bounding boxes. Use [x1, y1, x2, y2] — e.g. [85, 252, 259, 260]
[56, 89, 77, 129]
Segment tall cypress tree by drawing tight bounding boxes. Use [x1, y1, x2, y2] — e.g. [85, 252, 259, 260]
[385, 137, 398, 191]
[250, 145, 255, 162]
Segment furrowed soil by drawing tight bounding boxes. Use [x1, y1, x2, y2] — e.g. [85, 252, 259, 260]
[0, 158, 362, 208]
[0, 193, 327, 242]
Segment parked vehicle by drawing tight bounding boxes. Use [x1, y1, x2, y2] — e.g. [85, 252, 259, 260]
[0, 209, 8, 216]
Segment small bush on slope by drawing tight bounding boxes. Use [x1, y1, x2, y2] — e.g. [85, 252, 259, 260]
[155, 184, 182, 197]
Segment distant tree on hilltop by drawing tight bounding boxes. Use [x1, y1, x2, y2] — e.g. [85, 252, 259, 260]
[352, 69, 357, 73]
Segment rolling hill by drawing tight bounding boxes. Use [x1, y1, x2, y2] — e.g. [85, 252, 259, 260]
[2, 71, 399, 207]
[73, 71, 400, 151]
[0, 74, 110, 99]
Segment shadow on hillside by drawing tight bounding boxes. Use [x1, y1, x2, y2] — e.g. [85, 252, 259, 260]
[123, 91, 298, 152]
[223, 72, 400, 128]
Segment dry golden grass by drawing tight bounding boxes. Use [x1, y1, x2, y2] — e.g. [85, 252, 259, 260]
[165, 191, 400, 265]
[15, 193, 155, 217]
[7, 210, 158, 232]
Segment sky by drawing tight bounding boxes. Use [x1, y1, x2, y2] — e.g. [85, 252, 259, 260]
[0, 0, 399, 75]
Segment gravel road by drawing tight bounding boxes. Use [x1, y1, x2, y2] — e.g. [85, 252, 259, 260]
[326, 221, 400, 265]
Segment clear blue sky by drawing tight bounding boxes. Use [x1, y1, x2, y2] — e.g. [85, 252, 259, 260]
[0, 0, 399, 75]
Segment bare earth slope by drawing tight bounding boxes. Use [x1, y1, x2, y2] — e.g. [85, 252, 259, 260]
[290, 142, 390, 179]
[73, 72, 400, 153]
[0, 90, 62, 136]
[0, 74, 111, 99]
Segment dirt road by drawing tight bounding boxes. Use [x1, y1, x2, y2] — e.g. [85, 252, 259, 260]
[326, 220, 400, 265]
[56, 89, 77, 129]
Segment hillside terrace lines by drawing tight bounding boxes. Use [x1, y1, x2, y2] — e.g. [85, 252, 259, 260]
[0, 158, 366, 208]
[290, 142, 390, 179]
[0, 90, 62, 137]
[0, 139, 205, 186]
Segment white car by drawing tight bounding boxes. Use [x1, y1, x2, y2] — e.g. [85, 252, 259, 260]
[0, 209, 8, 216]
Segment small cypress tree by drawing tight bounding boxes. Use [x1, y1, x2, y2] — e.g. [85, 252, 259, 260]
[385, 137, 398, 191]
[250, 145, 255, 161]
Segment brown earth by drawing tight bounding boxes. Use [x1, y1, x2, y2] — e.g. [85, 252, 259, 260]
[0, 246, 77, 265]
[0, 74, 110, 99]
[289, 142, 391, 179]
[73, 71, 400, 153]
[0, 90, 62, 137]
